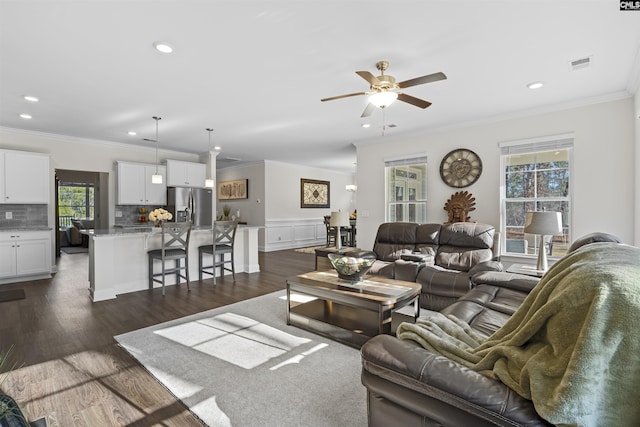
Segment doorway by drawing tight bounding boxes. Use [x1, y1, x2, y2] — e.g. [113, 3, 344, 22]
[55, 169, 109, 257]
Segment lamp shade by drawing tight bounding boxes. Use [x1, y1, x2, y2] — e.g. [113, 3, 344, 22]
[368, 91, 398, 109]
[524, 211, 562, 236]
[345, 184, 357, 192]
[329, 211, 349, 228]
[151, 173, 163, 184]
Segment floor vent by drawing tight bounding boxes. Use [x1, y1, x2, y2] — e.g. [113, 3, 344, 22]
[570, 56, 592, 71]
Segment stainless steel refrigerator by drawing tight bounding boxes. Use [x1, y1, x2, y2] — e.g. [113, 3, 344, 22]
[166, 187, 213, 226]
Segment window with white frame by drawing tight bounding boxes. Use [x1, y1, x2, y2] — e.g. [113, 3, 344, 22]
[500, 136, 573, 257]
[385, 156, 427, 223]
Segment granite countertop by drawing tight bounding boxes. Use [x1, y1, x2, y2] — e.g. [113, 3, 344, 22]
[0, 227, 53, 231]
[84, 224, 255, 237]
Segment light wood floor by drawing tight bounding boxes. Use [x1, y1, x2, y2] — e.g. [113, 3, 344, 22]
[0, 249, 316, 426]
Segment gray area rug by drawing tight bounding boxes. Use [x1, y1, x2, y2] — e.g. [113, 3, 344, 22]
[114, 290, 366, 427]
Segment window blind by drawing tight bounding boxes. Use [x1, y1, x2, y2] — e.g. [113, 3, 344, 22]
[384, 155, 428, 167]
[499, 135, 574, 155]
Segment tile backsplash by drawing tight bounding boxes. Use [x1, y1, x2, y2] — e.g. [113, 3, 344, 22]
[0, 205, 48, 229]
[114, 205, 164, 226]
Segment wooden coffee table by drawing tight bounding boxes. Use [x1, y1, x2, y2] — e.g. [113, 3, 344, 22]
[286, 271, 421, 348]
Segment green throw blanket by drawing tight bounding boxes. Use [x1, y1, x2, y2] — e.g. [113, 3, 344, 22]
[397, 242, 640, 426]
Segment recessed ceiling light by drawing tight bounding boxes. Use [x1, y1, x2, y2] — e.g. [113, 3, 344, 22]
[153, 41, 173, 53]
[128, 131, 137, 136]
[19, 113, 32, 119]
[361, 124, 371, 128]
[527, 81, 544, 89]
[23, 95, 39, 102]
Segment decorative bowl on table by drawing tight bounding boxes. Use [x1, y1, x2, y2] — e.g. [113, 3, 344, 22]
[327, 253, 375, 282]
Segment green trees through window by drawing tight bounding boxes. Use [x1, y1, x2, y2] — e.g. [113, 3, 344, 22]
[501, 138, 572, 257]
[58, 182, 94, 227]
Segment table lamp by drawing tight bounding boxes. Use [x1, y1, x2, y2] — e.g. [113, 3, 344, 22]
[524, 211, 562, 272]
[330, 211, 350, 251]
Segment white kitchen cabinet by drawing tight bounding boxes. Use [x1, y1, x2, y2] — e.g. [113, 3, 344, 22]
[0, 231, 52, 282]
[165, 160, 207, 188]
[116, 162, 167, 205]
[0, 150, 50, 204]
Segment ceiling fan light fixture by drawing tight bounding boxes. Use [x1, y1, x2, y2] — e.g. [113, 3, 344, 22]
[368, 91, 398, 109]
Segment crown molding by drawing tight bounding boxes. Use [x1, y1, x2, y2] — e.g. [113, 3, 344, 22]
[0, 126, 195, 157]
[354, 91, 633, 148]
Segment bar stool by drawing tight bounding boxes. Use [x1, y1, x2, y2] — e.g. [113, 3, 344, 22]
[199, 220, 238, 284]
[148, 221, 192, 295]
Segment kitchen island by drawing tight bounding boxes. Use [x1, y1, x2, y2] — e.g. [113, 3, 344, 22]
[83, 225, 260, 302]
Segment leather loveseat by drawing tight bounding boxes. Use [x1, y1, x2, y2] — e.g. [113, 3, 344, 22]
[360, 232, 626, 427]
[366, 222, 502, 310]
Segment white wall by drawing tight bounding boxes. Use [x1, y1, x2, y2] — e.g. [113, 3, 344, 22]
[263, 160, 355, 251]
[0, 127, 200, 227]
[635, 86, 640, 246]
[216, 161, 266, 227]
[356, 97, 636, 251]
[217, 160, 356, 251]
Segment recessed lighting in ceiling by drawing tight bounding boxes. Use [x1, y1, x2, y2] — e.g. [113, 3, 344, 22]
[361, 124, 371, 128]
[153, 41, 173, 53]
[19, 113, 32, 119]
[23, 95, 39, 102]
[128, 131, 137, 136]
[527, 81, 544, 89]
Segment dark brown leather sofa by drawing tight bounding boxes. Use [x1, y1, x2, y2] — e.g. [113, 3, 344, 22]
[360, 232, 624, 427]
[366, 222, 503, 310]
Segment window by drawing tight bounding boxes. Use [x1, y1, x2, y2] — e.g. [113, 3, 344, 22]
[500, 135, 572, 257]
[58, 181, 94, 228]
[385, 156, 427, 223]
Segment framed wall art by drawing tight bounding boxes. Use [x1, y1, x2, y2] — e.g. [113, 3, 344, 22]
[217, 179, 248, 200]
[300, 178, 330, 208]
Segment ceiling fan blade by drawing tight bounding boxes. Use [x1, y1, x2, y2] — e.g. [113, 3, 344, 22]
[361, 103, 376, 118]
[397, 72, 447, 89]
[321, 92, 367, 102]
[397, 93, 432, 109]
[356, 71, 382, 86]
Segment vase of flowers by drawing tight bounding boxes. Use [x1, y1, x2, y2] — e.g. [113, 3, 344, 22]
[148, 208, 173, 227]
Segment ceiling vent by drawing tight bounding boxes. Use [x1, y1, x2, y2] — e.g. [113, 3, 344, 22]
[569, 56, 592, 71]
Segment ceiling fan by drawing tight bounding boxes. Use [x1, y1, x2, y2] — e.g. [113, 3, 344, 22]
[321, 60, 446, 117]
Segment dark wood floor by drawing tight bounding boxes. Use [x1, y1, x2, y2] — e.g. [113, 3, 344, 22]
[0, 248, 316, 426]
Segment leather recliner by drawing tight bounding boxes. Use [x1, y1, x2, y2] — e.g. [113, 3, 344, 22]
[367, 222, 503, 310]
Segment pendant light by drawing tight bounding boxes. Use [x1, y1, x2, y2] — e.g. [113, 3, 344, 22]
[151, 116, 163, 184]
[205, 128, 215, 188]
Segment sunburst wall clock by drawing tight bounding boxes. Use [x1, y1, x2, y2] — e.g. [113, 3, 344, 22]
[439, 148, 483, 188]
[300, 178, 330, 208]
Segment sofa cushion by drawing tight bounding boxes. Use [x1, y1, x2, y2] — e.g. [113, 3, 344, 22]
[393, 259, 425, 282]
[435, 246, 493, 272]
[373, 222, 419, 261]
[439, 222, 494, 249]
[416, 265, 474, 310]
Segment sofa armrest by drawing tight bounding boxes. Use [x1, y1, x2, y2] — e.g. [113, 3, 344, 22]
[471, 271, 540, 293]
[467, 260, 504, 276]
[361, 335, 548, 426]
